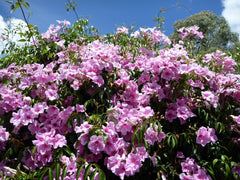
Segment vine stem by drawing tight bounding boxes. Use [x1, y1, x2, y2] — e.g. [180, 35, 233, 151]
[18, 0, 38, 49]
[67, 0, 79, 20]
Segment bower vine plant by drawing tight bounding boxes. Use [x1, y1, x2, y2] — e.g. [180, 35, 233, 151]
[0, 15, 240, 180]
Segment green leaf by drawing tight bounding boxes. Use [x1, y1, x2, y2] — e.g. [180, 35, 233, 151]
[225, 164, 231, 176]
[76, 164, 85, 179]
[25, 2, 30, 7]
[10, 4, 15, 12]
[137, 127, 144, 146]
[63, 146, 73, 156]
[98, 170, 106, 180]
[48, 168, 54, 180]
[84, 164, 92, 180]
[90, 170, 97, 180]
[207, 165, 215, 177]
[47, 53, 54, 59]
[94, 165, 106, 180]
[213, 159, 219, 167]
[18, 39, 26, 42]
[221, 155, 228, 162]
[109, 115, 117, 124]
[131, 124, 139, 146]
[5, 1, 14, 4]
[61, 166, 67, 180]
[106, 110, 119, 115]
[84, 99, 93, 110]
[23, 2, 29, 9]
[157, 121, 162, 134]
[56, 163, 60, 180]
[39, 168, 48, 179]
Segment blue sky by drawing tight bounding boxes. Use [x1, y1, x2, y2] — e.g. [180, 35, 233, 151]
[0, 0, 225, 35]
[0, 0, 239, 38]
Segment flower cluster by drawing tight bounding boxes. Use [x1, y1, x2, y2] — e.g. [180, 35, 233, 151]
[178, 25, 204, 39]
[131, 27, 171, 45]
[0, 126, 9, 150]
[0, 22, 240, 179]
[107, 147, 149, 180]
[196, 126, 218, 147]
[180, 157, 211, 180]
[232, 163, 240, 177]
[145, 124, 166, 145]
[117, 27, 129, 34]
[203, 50, 236, 73]
[41, 20, 70, 42]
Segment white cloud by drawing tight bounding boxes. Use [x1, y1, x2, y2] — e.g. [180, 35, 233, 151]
[0, 15, 28, 54]
[0, 15, 8, 53]
[221, 0, 240, 38]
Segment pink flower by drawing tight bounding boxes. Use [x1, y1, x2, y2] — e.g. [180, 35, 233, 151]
[179, 173, 195, 180]
[107, 154, 123, 174]
[104, 137, 117, 155]
[10, 105, 34, 127]
[125, 153, 142, 176]
[49, 134, 67, 149]
[75, 121, 93, 133]
[92, 75, 105, 87]
[102, 121, 117, 137]
[45, 88, 59, 101]
[201, 91, 219, 109]
[177, 105, 196, 124]
[161, 68, 174, 81]
[158, 132, 166, 142]
[22, 108, 34, 125]
[0, 126, 9, 142]
[178, 25, 204, 39]
[28, 120, 41, 135]
[56, 20, 71, 27]
[177, 151, 185, 159]
[196, 126, 218, 147]
[107, 154, 126, 180]
[46, 105, 59, 118]
[88, 135, 105, 155]
[76, 104, 85, 112]
[149, 153, 157, 166]
[33, 129, 66, 155]
[32, 102, 47, 117]
[116, 120, 132, 136]
[117, 27, 128, 34]
[193, 169, 212, 180]
[232, 163, 240, 176]
[139, 106, 154, 119]
[131, 30, 140, 38]
[181, 158, 200, 174]
[231, 115, 240, 125]
[60, 156, 78, 176]
[138, 72, 150, 85]
[78, 132, 89, 145]
[180, 157, 211, 180]
[165, 109, 177, 122]
[145, 124, 165, 145]
[71, 79, 81, 90]
[136, 147, 149, 161]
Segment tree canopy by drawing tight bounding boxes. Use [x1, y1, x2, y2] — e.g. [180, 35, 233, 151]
[170, 11, 239, 52]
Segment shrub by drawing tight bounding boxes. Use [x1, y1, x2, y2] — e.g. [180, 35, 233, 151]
[0, 19, 240, 180]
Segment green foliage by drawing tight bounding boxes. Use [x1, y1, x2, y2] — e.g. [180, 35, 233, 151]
[153, 8, 166, 31]
[5, 0, 30, 12]
[65, 0, 77, 12]
[228, 42, 240, 73]
[170, 11, 239, 53]
[1, 1, 240, 180]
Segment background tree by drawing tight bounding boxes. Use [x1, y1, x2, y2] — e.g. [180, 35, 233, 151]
[170, 11, 239, 53]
